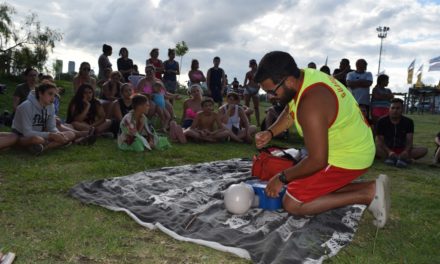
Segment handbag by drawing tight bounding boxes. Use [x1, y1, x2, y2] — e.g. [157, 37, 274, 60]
[251, 146, 299, 181]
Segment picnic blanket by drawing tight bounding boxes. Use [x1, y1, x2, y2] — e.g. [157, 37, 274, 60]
[69, 158, 366, 264]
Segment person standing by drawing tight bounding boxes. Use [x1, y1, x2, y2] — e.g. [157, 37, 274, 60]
[98, 44, 113, 82]
[254, 51, 389, 228]
[206, 56, 226, 107]
[163, 48, 180, 95]
[117, 47, 133, 82]
[146, 48, 164, 80]
[332, 58, 352, 88]
[346, 59, 373, 119]
[244, 59, 261, 126]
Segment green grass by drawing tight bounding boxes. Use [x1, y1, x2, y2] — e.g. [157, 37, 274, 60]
[1, 77, 440, 263]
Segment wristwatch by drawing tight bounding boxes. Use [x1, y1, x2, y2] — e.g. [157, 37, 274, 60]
[278, 171, 289, 184]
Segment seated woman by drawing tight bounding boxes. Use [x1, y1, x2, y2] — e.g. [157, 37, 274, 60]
[219, 92, 257, 143]
[371, 74, 393, 125]
[41, 75, 95, 145]
[66, 84, 112, 136]
[184, 98, 235, 143]
[11, 82, 76, 155]
[181, 84, 203, 129]
[111, 83, 133, 123]
[118, 94, 156, 152]
[101, 71, 123, 117]
[73, 62, 97, 93]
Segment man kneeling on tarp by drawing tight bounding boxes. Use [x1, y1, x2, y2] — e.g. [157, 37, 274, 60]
[254, 51, 390, 228]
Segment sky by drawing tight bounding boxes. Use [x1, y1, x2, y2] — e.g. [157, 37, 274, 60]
[6, 0, 440, 93]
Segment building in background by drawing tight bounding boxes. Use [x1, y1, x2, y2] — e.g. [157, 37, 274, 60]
[68, 61, 75, 74]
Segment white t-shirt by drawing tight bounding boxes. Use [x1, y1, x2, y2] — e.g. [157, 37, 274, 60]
[346, 71, 373, 105]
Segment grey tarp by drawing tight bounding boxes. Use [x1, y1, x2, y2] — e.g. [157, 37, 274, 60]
[69, 158, 365, 264]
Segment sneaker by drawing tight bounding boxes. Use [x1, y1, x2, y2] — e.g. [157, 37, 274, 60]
[28, 144, 44, 156]
[395, 159, 408, 168]
[384, 157, 396, 166]
[0, 252, 16, 264]
[368, 174, 391, 228]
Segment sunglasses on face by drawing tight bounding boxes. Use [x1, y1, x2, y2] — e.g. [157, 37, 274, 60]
[266, 77, 286, 96]
[82, 68, 90, 71]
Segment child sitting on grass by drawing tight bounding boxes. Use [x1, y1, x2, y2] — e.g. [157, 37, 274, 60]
[11, 82, 76, 155]
[184, 98, 238, 142]
[118, 94, 156, 152]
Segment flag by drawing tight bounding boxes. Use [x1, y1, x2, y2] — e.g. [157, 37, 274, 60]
[428, 56, 440, 71]
[407, 59, 415, 84]
[415, 64, 423, 88]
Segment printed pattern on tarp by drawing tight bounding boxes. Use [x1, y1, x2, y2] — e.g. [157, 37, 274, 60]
[69, 158, 366, 264]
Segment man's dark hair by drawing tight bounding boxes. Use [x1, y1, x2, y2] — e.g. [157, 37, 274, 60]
[213, 56, 220, 61]
[201, 98, 214, 106]
[23, 67, 37, 76]
[103, 44, 112, 54]
[132, 94, 148, 109]
[119, 47, 128, 56]
[390, 98, 404, 105]
[35, 82, 57, 99]
[377, 74, 389, 84]
[254, 51, 300, 83]
[320, 65, 331, 75]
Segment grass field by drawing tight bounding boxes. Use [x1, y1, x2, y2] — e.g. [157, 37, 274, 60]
[1, 76, 439, 263]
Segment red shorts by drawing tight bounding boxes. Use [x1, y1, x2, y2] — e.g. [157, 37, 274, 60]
[390, 147, 405, 155]
[286, 165, 368, 203]
[371, 107, 389, 119]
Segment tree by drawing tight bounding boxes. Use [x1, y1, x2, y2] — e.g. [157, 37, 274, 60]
[52, 59, 62, 80]
[175, 41, 189, 81]
[0, 3, 62, 75]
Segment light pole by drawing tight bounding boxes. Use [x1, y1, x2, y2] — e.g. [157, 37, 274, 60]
[376, 26, 390, 75]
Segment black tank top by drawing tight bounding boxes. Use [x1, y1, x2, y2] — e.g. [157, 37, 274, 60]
[118, 98, 132, 117]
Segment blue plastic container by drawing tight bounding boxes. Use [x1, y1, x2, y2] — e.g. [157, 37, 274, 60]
[246, 179, 286, 211]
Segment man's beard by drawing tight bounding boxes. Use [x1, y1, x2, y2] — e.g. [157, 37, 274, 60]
[277, 86, 296, 107]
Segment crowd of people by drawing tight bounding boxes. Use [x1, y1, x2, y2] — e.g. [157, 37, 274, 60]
[0, 47, 439, 233]
[0, 45, 438, 169]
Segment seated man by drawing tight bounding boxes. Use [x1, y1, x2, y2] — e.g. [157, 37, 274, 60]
[375, 98, 428, 168]
[12, 82, 76, 155]
[184, 98, 234, 142]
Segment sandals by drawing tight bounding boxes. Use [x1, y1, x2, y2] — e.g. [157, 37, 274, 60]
[368, 174, 391, 228]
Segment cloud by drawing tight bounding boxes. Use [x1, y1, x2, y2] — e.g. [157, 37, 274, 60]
[9, 0, 440, 92]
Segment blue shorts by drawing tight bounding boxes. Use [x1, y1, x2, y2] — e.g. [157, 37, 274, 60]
[164, 80, 177, 93]
[182, 119, 193, 129]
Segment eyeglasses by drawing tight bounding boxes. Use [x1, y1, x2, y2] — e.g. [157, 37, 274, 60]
[82, 68, 90, 71]
[266, 77, 286, 96]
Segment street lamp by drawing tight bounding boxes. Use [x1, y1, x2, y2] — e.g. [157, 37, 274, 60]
[376, 26, 390, 75]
